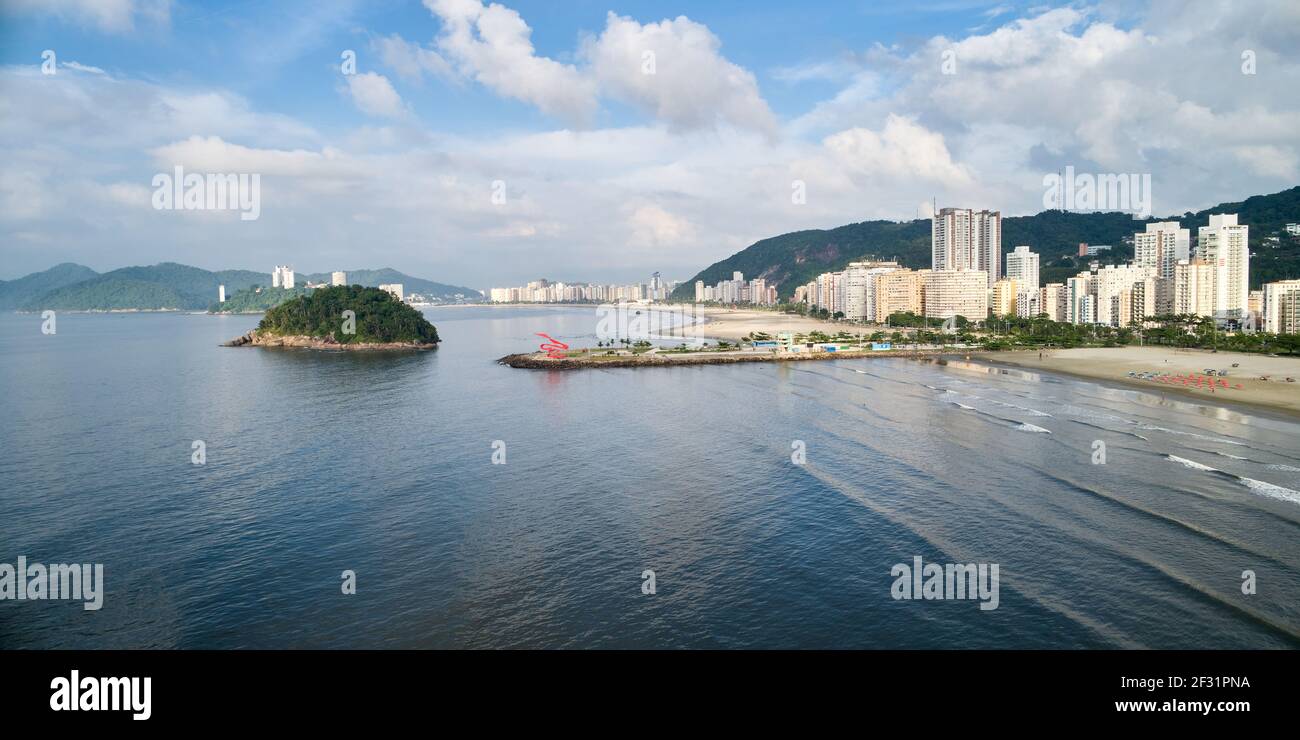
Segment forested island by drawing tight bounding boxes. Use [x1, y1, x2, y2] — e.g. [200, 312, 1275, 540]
[223, 286, 440, 350]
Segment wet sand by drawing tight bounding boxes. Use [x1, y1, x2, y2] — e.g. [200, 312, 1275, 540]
[976, 346, 1300, 417]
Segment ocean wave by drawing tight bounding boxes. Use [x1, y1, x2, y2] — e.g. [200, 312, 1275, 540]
[1140, 425, 1248, 447]
[1167, 455, 1219, 472]
[1266, 464, 1300, 472]
[1167, 456, 1300, 506]
[1238, 477, 1300, 506]
[1017, 423, 1051, 433]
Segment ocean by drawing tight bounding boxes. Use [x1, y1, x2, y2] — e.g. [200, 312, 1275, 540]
[1, 306, 1297, 648]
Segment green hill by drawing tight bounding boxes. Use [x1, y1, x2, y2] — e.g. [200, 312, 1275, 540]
[29, 276, 188, 311]
[257, 285, 440, 344]
[672, 185, 1300, 300]
[209, 285, 311, 313]
[0, 263, 100, 309]
[11, 262, 480, 311]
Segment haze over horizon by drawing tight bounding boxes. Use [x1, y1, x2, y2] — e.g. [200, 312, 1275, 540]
[3, 0, 1298, 286]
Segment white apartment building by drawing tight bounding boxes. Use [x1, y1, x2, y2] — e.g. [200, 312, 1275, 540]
[271, 265, 295, 289]
[1005, 246, 1040, 292]
[1133, 222, 1190, 280]
[1197, 213, 1250, 318]
[1066, 275, 1093, 324]
[1092, 264, 1156, 327]
[921, 269, 988, 320]
[331, 271, 347, 286]
[932, 208, 1001, 288]
[379, 283, 404, 301]
[1263, 279, 1300, 334]
[842, 261, 900, 321]
[1171, 260, 1215, 317]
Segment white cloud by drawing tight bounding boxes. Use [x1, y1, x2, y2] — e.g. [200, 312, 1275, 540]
[374, 34, 456, 83]
[823, 115, 972, 184]
[4, 0, 170, 33]
[424, 0, 597, 125]
[345, 72, 407, 119]
[583, 13, 778, 137]
[63, 60, 107, 74]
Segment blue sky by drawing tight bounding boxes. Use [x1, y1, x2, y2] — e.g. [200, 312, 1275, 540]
[1, 0, 1295, 288]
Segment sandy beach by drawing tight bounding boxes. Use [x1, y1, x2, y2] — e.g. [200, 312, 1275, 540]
[976, 346, 1300, 417]
[691, 306, 853, 341]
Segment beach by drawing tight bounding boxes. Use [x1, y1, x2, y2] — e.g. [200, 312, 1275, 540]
[976, 346, 1300, 416]
[692, 306, 851, 341]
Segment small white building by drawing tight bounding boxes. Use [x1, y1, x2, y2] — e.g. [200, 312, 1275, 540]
[379, 283, 404, 301]
[272, 265, 295, 289]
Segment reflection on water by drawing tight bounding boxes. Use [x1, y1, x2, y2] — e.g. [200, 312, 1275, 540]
[0, 308, 1297, 649]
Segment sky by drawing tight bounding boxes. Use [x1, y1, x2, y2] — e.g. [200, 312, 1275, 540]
[1, 0, 1298, 289]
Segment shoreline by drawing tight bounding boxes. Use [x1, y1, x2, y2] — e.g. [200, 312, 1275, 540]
[972, 347, 1300, 419]
[223, 330, 438, 351]
[499, 348, 950, 369]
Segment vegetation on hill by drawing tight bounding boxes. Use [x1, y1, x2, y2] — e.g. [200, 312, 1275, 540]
[672, 186, 1300, 300]
[0, 263, 100, 309]
[26, 276, 188, 311]
[256, 285, 440, 344]
[25, 262, 264, 310]
[209, 285, 310, 313]
[7, 261, 479, 311]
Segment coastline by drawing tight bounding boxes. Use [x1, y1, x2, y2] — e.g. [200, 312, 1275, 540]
[499, 348, 949, 369]
[971, 346, 1300, 419]
[223, 330, 437, 351]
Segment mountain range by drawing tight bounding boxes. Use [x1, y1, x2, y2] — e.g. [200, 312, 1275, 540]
[671, 186, 1300, 301]
[0, 263, 481, 311]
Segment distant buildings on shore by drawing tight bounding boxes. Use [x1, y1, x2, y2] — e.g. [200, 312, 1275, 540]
[271, 265, 295, 289]
[694, 272, 778, 305]
[488, 274, 679, 303]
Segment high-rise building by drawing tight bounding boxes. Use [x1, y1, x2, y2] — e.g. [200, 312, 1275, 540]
[1134, 222, 1190, 280]
[331, 271, 347, 286]
[379, 283, 404, 301]
[992, 278, 1018, 317]
[1039, 283, 1067, 322]
[1263, 279, 1300, 334]
[842, 261, 900, 321]
[1197, 213, 1249, 318]
[1172, 260, 1215, 317]
[1092, 264, 1156, 327]
[932, 208, 1001, 287]
[921, 269, 988, 320]
[1066, 275, 1093, 324]
[272, 265, 295, 289]
[1004, 246, 1040, 292]
[218, 285, 226, 303]
[874, 270, 923, 321]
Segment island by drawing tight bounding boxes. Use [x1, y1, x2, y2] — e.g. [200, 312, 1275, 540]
[223, 285, 440, 350]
